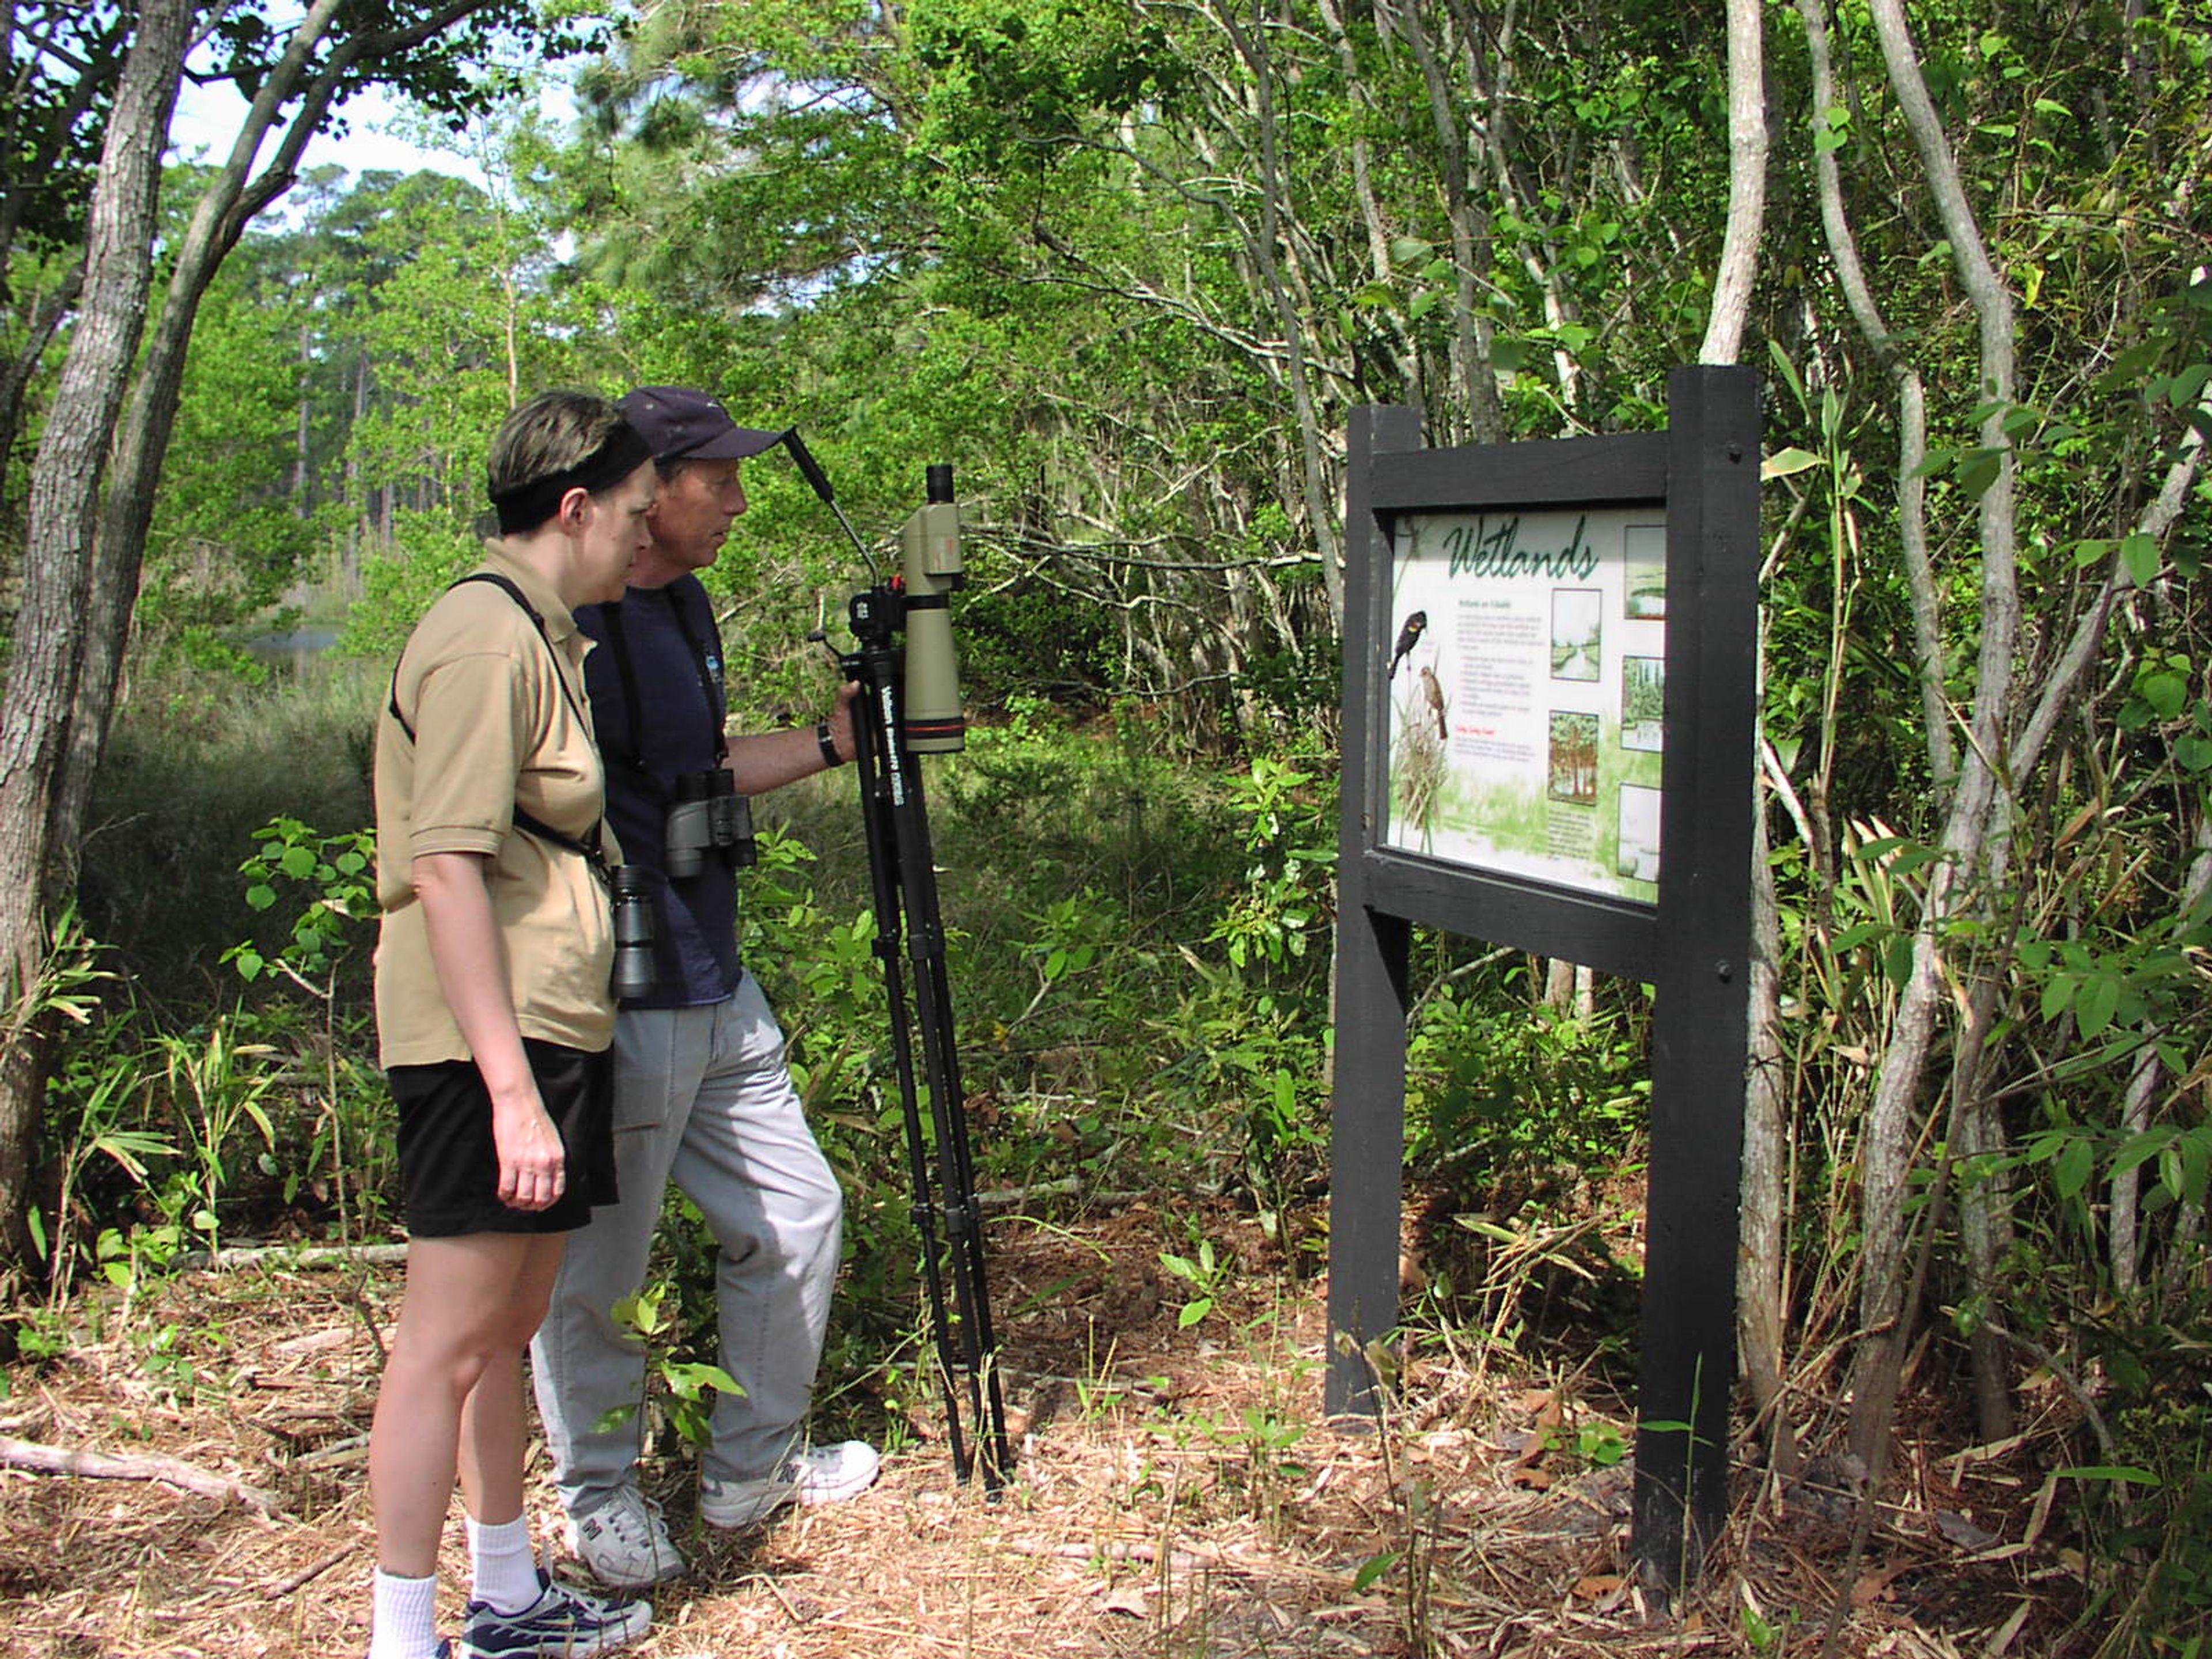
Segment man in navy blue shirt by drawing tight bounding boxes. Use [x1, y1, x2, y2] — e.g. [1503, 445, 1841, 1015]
[532, 387, 878, 1589]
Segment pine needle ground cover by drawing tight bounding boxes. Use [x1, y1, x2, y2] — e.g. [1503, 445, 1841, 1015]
[0, 1189, 2094, 1658]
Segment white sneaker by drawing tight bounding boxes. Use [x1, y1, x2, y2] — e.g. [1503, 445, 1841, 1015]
[565, 1488, 685, 1589]
[700, 1441, 881, 1530]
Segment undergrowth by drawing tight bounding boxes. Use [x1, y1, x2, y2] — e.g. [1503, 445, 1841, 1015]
[16, 658, 2212, 1652]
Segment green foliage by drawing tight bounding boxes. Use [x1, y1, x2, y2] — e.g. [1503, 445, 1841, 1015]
[17, 2, 2212, 1640]
[1408, 974, 1649, 1202]
[594, 1276, 744, 1452]
[137, 253, 329, 666]
[1158, 1237, 1229, 1329]
[226, 818, 378, 988]
[33, 996, 351, 1291]
[1207, 758, 1335, 976]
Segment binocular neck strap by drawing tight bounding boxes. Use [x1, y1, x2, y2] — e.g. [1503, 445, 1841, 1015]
[600, 583, 730, 774]
[387, 571, 610, 876]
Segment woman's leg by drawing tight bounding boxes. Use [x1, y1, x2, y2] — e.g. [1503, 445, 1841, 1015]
[457, 1231, 569, 1526]
[369, 1230, 556, 1579]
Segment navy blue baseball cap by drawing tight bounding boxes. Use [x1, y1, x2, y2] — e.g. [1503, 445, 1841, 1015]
[618, 386, 782, 464]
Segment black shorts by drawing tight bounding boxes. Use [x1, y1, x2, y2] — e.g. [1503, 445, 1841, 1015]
[388, 1039, 619, 1238]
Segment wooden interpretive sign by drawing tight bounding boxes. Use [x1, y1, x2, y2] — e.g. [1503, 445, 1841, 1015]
[1329, 366, 1760, 1590]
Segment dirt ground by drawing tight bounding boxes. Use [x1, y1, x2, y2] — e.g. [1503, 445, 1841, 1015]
[0, 1195, 2100, 1658]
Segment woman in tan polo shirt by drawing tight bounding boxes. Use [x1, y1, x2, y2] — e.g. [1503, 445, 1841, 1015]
[364, 391, 658, 1659]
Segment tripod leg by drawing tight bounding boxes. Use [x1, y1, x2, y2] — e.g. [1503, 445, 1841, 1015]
[888, 762, 1012, 1487]
[840, 593, 1011, 1488]
[848, 653, 972, 1478]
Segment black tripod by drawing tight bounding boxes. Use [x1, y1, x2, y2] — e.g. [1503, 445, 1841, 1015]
[789, 436, 1010, 1488]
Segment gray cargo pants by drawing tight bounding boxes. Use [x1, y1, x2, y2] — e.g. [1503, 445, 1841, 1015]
[530, 972, 844, 1513]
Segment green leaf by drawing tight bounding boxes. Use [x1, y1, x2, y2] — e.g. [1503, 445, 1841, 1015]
[2122, 533, 2162, 585]
[2075, 972, 2122, 1037]
[1352, 1551, 1401, 1593]
[2111, 1128, 2174, 1179]
[2040, 975, 2074, 1022]
[2056, 1465, 2160, 1485]
[1957, 446, 2004, 499]
[1761, 446, 1821, 480]
[2053, 1137, 2094, 1201]
[1882, 932, 1915, 991]
[2141, 671, 2187, 719]
[1177, 1297, 1213, 1327]
[665, 1361, 744, 1398]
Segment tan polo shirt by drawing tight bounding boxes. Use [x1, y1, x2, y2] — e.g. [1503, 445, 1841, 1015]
[372, 546, 624, 1069]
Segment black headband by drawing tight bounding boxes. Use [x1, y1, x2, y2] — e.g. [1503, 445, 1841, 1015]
[489, 421, 654, 535]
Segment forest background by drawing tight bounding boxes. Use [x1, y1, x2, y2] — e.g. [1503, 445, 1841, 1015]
[1, 0, 2209, 1651]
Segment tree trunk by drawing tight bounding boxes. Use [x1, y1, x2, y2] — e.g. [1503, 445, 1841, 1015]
[1690, 0, 1791, 1467]
[1847, 0, 2021, 1461]
[0, 267, 85, 522]
[1396, 0, 1505, 443]
[56, 0, 355, 876]
[1698, 0, 1768, 366]
[1210, 3, 1345, 618]
[1, 0, 495, 1264]
[1740, 769, 1799, 1474]
[0, 0, 192, 1272]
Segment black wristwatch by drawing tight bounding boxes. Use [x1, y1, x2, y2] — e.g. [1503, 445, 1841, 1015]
[816, 721, 843, 768]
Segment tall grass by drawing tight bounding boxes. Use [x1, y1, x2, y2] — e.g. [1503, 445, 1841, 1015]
[83, 657, 381, 1010]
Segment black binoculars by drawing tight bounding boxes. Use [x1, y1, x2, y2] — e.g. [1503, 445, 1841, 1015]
[666, 768, 757, 878]
[608, 863, 657, 1002]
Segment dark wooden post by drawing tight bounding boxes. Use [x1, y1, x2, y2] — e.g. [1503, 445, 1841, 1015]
[1630, 364, 1760, 1588]
[1328, 404, 1422, 1418]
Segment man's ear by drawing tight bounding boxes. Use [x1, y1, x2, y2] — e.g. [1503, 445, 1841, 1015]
[558, 485, 593, 530]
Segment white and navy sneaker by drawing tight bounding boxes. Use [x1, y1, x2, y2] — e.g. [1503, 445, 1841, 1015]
[457, 1570, 649, 1658]
[700, 1441, 881, 1530]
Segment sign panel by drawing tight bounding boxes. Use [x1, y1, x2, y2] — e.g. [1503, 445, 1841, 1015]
[1381, 507, 1668, 904]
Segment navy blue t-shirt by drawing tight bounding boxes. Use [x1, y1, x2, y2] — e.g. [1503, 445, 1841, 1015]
[577, 575, 743, 1008]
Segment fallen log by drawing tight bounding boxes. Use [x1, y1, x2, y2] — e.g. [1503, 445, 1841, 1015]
[173, 1241, 408, 1271]
[0, 1433, 281, 1515]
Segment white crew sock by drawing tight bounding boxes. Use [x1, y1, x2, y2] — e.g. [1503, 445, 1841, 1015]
[467, 1512, 543, 1613]
[368, 1568, 440, 1659]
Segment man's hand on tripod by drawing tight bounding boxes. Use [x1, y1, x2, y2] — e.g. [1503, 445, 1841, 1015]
[726, 681, 862, 794]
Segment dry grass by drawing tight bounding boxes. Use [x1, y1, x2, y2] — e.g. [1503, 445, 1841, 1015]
[0, 1199, 2098, 1658]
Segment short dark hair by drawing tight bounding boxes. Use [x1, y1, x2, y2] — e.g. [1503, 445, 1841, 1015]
[488, 391, 626, 502]
[486, 391, 654, 535]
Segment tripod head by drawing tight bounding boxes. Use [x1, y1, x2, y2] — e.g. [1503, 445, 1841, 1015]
[782, 430, 965, 753]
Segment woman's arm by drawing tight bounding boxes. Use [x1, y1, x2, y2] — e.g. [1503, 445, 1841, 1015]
[411, 850, 565, 1211]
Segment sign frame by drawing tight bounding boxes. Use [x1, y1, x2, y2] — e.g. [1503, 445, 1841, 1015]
[1328, 366, 1760, 1589]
